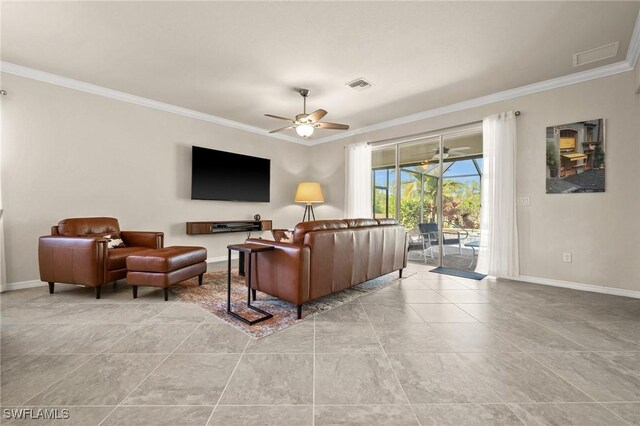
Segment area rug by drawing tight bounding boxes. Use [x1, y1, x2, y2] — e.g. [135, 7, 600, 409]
[430, 266, 486, 280]
[171, 269, 414, 338]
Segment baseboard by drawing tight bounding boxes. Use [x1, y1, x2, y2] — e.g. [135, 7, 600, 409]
[4, 279, 44, 292]
[3, 257, 234, 293]
[510, 274, 640, 299]
[206, 255, 239, 264]
[6, 271, 638, 299]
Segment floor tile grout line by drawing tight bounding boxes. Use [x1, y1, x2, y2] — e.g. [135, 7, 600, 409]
[501, 402, 528, 425]
[532, 319, 640, 354]
[205, 337, 252, 425]
[97, 320, 206, 426]
[138, 299, 185, 323]
[521, 352, 600, 403]
[16, 352, 101, 407]
[456, 312, 599, 404]
[358, 297, 422, 426]
[595, 401, 634, 426]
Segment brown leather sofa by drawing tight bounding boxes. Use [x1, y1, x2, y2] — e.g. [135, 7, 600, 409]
[245, 218, 407, 318]
[38, 217, 163, 298]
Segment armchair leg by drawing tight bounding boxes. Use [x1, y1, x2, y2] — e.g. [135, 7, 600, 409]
[399, 269, 403, 278]
[95, 286, 101, 299]
[198, 274, 203, 286]
[164, 288, 169, 301]
[251, 289, 257, 301]
[48, 282, 55, 294]
[132, 286, 138, 299]
[297, 305, 302, 319]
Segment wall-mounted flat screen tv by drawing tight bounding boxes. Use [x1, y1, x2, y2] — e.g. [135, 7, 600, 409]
[191, 146, 270, 202]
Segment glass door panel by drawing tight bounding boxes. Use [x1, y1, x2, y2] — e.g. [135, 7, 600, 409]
[440, 132, 483, 271]
[397, 137, 441, 265]
[371, 146, 397, 220]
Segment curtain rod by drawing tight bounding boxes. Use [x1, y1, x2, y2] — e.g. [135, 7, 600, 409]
[366, 110, 521, 147]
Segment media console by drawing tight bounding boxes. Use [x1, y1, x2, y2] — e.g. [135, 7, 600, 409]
[186, 220, 272, 235]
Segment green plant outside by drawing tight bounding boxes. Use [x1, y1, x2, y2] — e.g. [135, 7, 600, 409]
[374, 173, 481, 233]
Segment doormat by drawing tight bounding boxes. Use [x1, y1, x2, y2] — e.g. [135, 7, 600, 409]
[430, 267, 486, 281]
[171, 269, 414, 339]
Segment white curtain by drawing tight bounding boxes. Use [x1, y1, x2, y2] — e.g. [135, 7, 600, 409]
[475, 111, 519, 278]
[0, 89, 5, 292]
[344, 142, 372, 218]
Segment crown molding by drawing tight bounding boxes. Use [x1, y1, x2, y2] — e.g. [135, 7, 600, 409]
[3, 6, 639, 149]
[626, 9, 640, 68]
[309, 60, 633, 145]
[0, 61, 309, 146]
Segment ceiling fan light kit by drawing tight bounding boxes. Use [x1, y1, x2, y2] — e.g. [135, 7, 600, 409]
[265, 89, 349, 139]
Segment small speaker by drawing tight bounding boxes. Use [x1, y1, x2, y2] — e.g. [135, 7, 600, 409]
[254, 214, 261, 221]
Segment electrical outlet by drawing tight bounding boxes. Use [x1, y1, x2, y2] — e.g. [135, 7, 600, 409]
[562, 252, 572, 263]
[517, 197, 530, 206]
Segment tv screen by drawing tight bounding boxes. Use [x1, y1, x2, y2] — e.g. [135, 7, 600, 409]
[191, 146, 270, 202]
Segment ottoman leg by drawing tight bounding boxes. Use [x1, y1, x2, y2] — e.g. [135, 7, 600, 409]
[198, 274, 203, 286]
[164, 288, 169, 301]
[297, 304, 302, 320]
[132, 286, 138, 299]
[48, 282, 55, 294]
[95, 286, 101, 300]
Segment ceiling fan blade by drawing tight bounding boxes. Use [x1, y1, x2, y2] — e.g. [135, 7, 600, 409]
[269, 126, 294, 134]
[307, 109, 327, 123]
[316, 122, 349, 130]
[265, 114, 294, 122]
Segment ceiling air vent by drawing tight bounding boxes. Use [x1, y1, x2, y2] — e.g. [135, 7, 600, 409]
[346, 78, 373, 91]
[573, 41, 620, 67]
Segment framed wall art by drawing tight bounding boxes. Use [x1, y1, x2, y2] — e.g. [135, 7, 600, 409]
[546, 118, 605, 194]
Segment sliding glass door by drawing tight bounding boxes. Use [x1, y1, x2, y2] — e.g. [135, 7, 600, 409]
[371, 128, 483, 271]
[440, 133, 483, 271]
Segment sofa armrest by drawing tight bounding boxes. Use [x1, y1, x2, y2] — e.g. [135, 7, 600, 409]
[38, 236, 109, 286]
[121, 231, 164, 249]
[244, 238, 311, 305]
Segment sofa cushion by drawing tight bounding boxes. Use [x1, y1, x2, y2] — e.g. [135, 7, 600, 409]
[344, 218, 378, 228]
[107, 247, 153, 271]
[58, 217, 121, 237]
[292, 220, 348, 244]
[376, 218, 399, 226]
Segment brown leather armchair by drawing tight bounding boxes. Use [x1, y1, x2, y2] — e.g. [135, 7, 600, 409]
[38, 217, 163, 298]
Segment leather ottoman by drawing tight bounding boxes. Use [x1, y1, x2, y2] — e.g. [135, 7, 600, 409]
[126, 246, 207, 301]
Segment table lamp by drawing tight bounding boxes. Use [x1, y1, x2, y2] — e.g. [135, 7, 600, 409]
[295, 182, 324, 221]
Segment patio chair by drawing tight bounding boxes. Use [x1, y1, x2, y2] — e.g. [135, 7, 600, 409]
[417, 222, 468, 262]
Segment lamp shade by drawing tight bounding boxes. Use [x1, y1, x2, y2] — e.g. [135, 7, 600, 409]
[295, 182, 324, 203]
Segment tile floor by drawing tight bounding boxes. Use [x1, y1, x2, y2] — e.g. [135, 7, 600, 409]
[1, 262, 639, 425]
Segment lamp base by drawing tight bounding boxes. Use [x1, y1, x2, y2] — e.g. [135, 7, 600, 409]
[302, 204, 316, 222]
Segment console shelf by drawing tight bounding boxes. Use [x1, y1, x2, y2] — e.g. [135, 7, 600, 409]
[186, 220, 272, 235]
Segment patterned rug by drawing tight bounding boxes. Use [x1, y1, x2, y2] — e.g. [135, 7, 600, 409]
[171, 269, 413, 338]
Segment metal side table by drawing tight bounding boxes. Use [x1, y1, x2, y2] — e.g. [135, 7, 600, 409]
[226, 243, 274, 325]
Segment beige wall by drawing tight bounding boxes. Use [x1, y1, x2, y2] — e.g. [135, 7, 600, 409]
[3, 69, 639, 291]
[311, 70, 640, 292]
[1, 74, 310, 284]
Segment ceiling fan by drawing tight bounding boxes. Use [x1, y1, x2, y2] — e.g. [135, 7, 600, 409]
[421, 146, 471, 164]
[265, 89, 349, 138]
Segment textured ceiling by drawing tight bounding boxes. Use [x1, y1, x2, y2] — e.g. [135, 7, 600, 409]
[2, 1, 639, 139]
